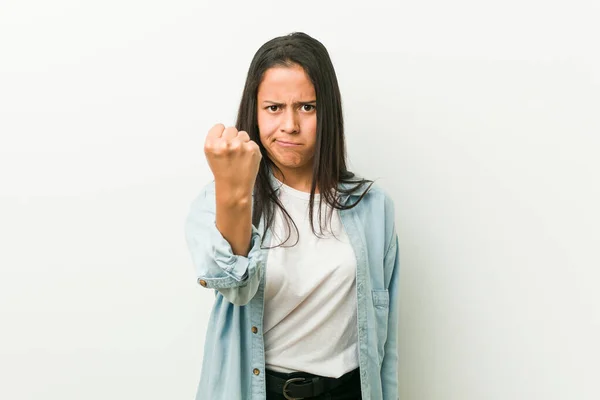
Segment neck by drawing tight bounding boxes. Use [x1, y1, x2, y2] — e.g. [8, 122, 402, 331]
[271, 168, 318, 194]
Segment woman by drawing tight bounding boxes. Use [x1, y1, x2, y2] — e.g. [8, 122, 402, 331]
[185, 32, 399, 400]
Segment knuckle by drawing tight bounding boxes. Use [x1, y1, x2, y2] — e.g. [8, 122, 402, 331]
[218, 140, 230, 150]
[229, 141, 242, 151]
[204, 141, 214, 152]
[207, 140, 228, 155]
[238, 131, 250, 141]
[209, 123, 225, 136]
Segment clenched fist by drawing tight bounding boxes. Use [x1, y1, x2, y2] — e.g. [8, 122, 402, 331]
[204, 124, 262, 200]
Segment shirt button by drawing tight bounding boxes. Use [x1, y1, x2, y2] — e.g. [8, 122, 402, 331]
[251, 326, 258, 334]
[198, 279, 207, 287]
[253, 368, 260, 376]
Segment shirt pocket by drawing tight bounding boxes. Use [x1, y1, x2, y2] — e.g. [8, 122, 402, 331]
[372, 289, 390, 363]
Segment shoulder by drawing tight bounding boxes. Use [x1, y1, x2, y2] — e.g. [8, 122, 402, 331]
[370, 182, 398, 255]
[365, 180, 393, 201]
[344, 176, 397, 252]
[370, 181, 396, 218]
[344, 176, 396, 218]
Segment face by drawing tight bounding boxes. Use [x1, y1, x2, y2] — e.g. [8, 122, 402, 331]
[257, 64, 317, 183]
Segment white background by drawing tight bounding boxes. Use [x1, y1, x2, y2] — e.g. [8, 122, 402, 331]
[1, 1, 599, 399]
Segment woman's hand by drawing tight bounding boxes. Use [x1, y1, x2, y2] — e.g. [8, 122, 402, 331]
[204, 123, 262, 201]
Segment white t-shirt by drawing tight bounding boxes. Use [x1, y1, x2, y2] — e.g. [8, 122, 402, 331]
[263, 178, 359, 378]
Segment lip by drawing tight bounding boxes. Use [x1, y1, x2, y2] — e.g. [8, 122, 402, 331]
[276, 140, 301, 147]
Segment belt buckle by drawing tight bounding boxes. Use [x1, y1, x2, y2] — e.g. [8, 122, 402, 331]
[282, 377, 306, 400]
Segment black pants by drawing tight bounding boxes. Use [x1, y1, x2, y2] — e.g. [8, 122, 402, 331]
[265, 368, 362, 400]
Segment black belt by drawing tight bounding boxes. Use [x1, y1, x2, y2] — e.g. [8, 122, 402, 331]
[265, 368, 357, 399]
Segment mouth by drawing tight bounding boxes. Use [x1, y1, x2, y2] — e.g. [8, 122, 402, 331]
[276, 140, 301, 147]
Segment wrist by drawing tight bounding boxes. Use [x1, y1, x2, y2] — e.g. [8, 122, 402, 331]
[215, 181, 253, 207]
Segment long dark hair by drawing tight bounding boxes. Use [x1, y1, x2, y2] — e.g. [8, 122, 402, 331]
[235, 32, 374, 248]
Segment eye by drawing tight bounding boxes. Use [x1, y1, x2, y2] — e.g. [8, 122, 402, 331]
[267, 105, 279, 112]
[302, 104, 315, 112]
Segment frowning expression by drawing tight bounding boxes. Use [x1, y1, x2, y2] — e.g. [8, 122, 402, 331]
[257, 64, 317, 178]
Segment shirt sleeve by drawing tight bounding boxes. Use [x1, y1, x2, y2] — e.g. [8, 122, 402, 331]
[184, 182, 264, 306]
[381, 232, 400, 399]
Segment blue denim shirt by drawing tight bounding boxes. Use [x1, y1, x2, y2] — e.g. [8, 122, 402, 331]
[184, 171, 399, 400]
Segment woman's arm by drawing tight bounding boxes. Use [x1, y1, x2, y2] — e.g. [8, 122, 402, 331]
[215, 180, 253, 257]
[184, 181, 264, 306]
[381, 232, 400, 399]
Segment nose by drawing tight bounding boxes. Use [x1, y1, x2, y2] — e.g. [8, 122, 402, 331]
[280, 108, 299, 134]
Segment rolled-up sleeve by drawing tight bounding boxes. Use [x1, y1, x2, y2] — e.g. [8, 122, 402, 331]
[184, 183, 264, 305]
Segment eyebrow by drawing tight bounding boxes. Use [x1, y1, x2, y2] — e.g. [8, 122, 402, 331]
[262, 100, 317, 106]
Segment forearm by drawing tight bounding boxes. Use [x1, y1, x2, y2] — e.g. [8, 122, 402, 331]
[185, 182, 264, 305]
[215, 181, 253, 257]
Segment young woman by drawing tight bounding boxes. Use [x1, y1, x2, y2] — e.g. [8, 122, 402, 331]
[185, 32, 399, 400]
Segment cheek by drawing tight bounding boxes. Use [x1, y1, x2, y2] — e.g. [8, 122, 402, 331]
[301, 115, 318, 144]
[257, 112, 278, 138]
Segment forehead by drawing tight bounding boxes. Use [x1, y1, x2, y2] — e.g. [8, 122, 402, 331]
[257, 65, 315, 100]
